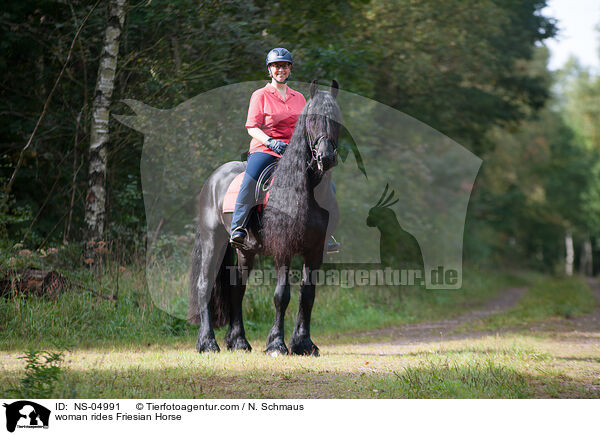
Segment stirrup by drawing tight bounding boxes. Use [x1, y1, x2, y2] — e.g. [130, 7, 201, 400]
[327, 235, 341, 254]
[230, 227, 248, 249]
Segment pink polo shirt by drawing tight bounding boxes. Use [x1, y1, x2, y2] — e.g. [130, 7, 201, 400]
[245, 83, 307, 156]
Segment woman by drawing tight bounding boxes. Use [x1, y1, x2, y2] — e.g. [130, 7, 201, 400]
[230, 47, 339, 253]
[229, 47, 304, 247]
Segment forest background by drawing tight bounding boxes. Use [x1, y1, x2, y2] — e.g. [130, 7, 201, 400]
[1, 0, 599, 277]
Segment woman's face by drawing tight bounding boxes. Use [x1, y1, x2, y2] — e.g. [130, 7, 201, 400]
[269, 62, 291, 82]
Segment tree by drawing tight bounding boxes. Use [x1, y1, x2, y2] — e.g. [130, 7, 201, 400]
[84, 0, 127, 260]
[360, 0, 556, 152]
[561, 60, 600, 275]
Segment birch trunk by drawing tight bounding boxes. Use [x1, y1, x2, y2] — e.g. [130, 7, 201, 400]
[565, 231, 574, 276]
[84, 0, 127, 257]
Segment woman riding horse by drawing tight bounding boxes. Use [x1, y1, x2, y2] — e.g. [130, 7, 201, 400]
[229, 47, 340, 253]
[189, 75, 341, 356]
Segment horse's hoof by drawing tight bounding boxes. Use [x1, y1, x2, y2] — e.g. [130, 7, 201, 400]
[265, 339, 289, 356]
[196, 338, 220, 353]
[290, 337, 319, 357]
[227, 337, 252, 352]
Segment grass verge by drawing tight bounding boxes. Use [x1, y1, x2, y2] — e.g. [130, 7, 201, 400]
[0, 265, 537, 350]
[459, 276, 597, 332]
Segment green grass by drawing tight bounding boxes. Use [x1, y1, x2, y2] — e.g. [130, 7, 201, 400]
[0, 244, 600, 398]
[1, 337, 597, 398]
[0, 266, 190, 350]
[2, 246, 598, 399]
[0, 261, 537, 350]
[461, 276, 597, 331]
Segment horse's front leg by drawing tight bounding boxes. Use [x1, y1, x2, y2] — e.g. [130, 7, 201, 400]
[225, 251, 253, 351]
[265, 265, 290, 355]
[290, 255, 321, 356]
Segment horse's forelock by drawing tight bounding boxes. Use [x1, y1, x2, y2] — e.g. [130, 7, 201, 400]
[306, 91, 341, 143]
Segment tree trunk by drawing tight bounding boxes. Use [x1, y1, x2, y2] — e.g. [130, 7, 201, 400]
[580, 236, 593, 276]
[84, 0, 127, 262]
[565, 231, 574, 276]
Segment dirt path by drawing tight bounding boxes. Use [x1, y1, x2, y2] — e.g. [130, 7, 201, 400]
[348, 286, 528, 347]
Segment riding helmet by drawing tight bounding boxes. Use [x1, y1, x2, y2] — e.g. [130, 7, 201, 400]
[266, 48, 293, 66]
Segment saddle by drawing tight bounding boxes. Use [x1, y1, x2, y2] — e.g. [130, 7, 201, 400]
[222, 161, 277, 213]
[223, 161, 277, 250]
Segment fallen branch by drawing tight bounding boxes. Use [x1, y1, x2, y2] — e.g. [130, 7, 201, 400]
[0, 267, 117, 301]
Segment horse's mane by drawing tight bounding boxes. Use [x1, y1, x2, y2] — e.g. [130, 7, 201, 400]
[262, 88, 341, 264]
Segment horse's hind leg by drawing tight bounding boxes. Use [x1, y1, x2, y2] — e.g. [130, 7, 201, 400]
[290, 254, 321, 357]
[265, 265, 290, 355]
[194, 229, 229, 353]
[225, 250, 253, 352]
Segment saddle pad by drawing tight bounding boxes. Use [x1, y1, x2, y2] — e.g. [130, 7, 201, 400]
[222, 173, 245, 213]
[222, 173, 271, 213]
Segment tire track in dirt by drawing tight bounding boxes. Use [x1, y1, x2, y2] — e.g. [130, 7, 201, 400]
[347, 286, 528, 347]
[338, 277, 600, 355]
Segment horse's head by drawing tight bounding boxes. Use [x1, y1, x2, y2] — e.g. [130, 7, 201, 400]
[366, 184, 399, 227]
[305, 79, 341, 173]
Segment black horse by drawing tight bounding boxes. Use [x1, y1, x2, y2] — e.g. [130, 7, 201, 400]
[188, 80, 341, 356]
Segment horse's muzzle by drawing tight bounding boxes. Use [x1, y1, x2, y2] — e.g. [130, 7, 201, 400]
[317, 152, 337, 172]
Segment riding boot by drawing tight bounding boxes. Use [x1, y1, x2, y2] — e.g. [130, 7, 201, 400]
[230, 190, 255, 248]
[230, 226, 248, 248]
[230, 202, 253, 248]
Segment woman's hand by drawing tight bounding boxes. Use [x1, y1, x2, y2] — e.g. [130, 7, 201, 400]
[266, 138, 287, 155]
[247, 127, 287, 154]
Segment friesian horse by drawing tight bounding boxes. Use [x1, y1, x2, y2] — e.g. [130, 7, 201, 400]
[188, 80, 341, 356]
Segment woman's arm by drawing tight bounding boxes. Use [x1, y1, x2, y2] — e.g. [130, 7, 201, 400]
[247, 127, 271, 145]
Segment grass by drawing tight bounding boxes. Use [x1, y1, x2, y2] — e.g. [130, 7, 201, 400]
[1, 334, 598, 398]
[0, 261, 536, 350]
[1, 245, 598, 398]
[460, 276, 597, 332]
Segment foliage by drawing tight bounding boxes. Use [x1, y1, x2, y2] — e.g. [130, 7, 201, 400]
[360, 0, 556, 151]
[9, 349, 64, 398]
[561, 61, 600, 237]
[0, 0, 596, 276]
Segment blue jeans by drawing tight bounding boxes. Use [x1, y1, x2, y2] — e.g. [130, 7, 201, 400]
[230, 152, 279, 233]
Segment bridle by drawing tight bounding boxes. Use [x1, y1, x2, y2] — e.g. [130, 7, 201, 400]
[304, 101, 337, 170]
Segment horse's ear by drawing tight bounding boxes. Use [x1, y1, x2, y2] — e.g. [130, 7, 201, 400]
[309, 79, 319, 99]
[330, 80, 339, 99]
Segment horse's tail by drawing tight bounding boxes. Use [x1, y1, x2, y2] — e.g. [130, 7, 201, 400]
[188, 233, 232, 328]
[209, 243, 233, 328]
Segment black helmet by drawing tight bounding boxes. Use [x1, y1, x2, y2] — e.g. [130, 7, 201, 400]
[266, 48, 293, 66]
